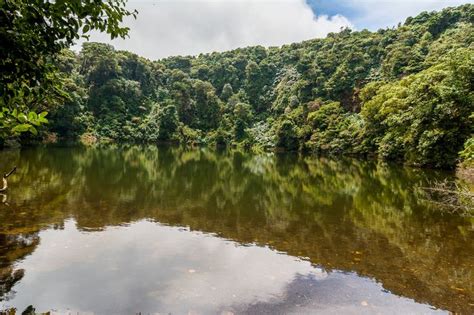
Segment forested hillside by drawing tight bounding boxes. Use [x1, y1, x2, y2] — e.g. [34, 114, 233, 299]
[35, 5, 474, 168]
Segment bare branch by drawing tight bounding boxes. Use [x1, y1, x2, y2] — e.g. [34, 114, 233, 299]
[0, 166, 17, 192]
[4, 166, 16, 179]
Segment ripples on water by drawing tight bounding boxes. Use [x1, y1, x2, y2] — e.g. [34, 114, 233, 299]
[0, 145, 472, 314]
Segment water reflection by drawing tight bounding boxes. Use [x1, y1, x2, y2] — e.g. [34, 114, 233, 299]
[3, 220, 444, 314]
[0, 145, 472, 313]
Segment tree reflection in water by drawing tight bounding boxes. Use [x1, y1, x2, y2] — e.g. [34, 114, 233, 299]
[0, 145, 472, 313]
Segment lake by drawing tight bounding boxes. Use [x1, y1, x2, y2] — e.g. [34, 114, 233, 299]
[0, 146, 472, 314]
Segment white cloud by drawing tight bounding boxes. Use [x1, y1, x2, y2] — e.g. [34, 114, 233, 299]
[73, 0, 352, 60]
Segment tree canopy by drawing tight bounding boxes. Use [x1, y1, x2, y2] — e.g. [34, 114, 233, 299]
[2, 3, 473, 169]
[0, 0, 136, 140]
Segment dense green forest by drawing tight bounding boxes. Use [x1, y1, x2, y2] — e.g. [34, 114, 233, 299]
[3, 4, 474, 169]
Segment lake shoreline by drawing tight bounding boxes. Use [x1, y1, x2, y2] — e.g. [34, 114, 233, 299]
[2, 138, 472, 174]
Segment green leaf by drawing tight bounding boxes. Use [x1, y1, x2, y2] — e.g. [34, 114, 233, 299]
[28, 111, 38, 121]
[18, 113, 28, 123]
[12, 124, 32, 133]
[28, 126, 38, 135]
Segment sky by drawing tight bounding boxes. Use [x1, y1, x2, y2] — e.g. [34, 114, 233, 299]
[73, 0, 472, 60]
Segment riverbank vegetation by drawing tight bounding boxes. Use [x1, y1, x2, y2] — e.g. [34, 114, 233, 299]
[1, 4, 473, 169]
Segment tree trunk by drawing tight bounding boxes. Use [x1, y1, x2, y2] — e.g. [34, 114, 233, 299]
[0, 177, 7, 192]
[0, 167, 16, 192]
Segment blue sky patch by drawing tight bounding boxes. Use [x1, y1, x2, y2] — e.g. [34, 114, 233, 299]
[307, 0, 473, 30]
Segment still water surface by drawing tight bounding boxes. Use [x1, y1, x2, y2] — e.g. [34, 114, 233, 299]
[0, 146, 472, 314]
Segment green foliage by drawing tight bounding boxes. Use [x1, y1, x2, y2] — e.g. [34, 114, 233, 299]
[306, 102, 363, 154]
[247, 121, 275, 150]
[139, 102, 179, 143]
[178, 125, 203, 145]
[276, 119, 299, 151]
[271, 67, 301, 113]
[361, 49, 473, 168]
[0, 0, 136, 140]
[192, 80, 222, 131]
[158, 104, 179, 141]
[220, 83, 234, 102]
[0, 108, 48, 138]
[459, 136, 474, 167]
[10, 4, 472, 169]
[232, 102, 253, 141]
[207, 127, 232, 147]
